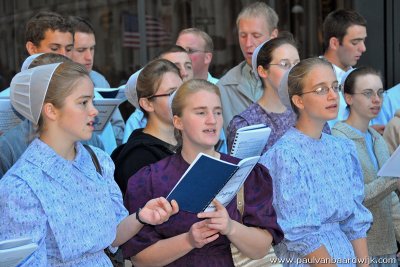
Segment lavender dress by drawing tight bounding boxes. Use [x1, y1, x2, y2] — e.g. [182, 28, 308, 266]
[123, 153, 283, 266]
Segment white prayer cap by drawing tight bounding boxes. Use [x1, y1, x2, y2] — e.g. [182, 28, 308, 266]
[10, 63, 61, 124]
[125, 68, 143, 108]
[277, 67, 294, 112]
[251, 40, 269, 79]
[21, 53, 44, 71]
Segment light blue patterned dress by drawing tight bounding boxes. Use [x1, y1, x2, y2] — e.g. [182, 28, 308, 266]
[259, 127, 372, 266]
[0, 138, 128, 266]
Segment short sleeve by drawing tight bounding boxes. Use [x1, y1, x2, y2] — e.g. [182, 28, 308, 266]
[242, 163, 283, 244]
[0, 176, 48, 266]
[339, 145, 372, 240]
[226, 115, 249, 152]
[122, 166, 164, 258]
[260, 148, 323, 257]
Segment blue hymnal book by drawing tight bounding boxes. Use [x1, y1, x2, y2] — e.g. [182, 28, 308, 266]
[166, 153, 259, 213]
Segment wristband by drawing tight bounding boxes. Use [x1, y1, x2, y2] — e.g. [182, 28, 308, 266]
[136, 208, 150, 225]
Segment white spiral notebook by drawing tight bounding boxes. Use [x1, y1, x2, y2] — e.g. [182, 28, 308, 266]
[230, 124, 271, 159]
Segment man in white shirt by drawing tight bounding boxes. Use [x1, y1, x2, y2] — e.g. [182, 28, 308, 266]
[322, 9, 367, 128]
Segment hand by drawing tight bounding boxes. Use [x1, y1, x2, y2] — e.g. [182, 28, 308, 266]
[187, 220, 219, 249]
[139, 197, 179, 225]
[197, 199, 233, 236]
[371, 124, 385, 135]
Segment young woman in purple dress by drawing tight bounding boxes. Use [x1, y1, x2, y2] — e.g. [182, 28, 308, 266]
[123, 79, 283, 266]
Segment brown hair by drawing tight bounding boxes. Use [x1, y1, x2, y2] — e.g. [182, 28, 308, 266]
[136, 59, 181, 117]
[236, 2, 278, 34]
[178, 28, 214, 52]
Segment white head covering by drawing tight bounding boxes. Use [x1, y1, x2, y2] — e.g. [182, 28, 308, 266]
[125, 68, 143, 108]
[21, 53, 44, 71]
[251, 40, 269, 79]
[277, 67, 294, 112]
[10, 63, 61, 124]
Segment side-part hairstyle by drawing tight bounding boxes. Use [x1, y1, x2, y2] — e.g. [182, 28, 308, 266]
[171, 79, 221, 147]
[157, 45, 188, 59]
[25, 11, 73, 46]
[38, 61, 89, 132]
[343, 66, 382, 95]
[136, 59, 181, 117]
[178, 28, 214, 52]
[322, 9, 367, 52]
[257, 36, 297, 69]
[236, 1, 279, 34]
[30, 53, 72, 68]
[288, 57, 333, 116]
[69, 16, 95, 34]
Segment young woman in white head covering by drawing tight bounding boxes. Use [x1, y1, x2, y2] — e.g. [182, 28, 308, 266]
[259, 57, 372, 266]
[332, 67, 400, 266]
[0, 61, 178, 266]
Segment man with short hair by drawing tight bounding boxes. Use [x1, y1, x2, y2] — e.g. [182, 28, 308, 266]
[322, 9, 367, 127]
[69, 16, 110, 88]
[217, 2, 278, 130]
[158, 45, 194, 82]
[176, 28, 218, 84]
[25, 11, 74, 57]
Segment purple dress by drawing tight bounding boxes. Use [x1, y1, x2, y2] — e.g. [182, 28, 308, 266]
[227, 103, 296, 154]
[123, 153, 283, 266]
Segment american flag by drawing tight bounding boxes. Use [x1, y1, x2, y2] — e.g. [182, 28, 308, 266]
[122, 13, 172, 48]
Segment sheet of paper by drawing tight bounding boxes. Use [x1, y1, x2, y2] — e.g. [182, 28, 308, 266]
[377, 145, 400, 177]
[93, 99, 122, 132]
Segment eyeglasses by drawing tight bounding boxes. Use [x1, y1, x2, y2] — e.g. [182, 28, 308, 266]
[352, 89, 385, 99]
[269, 59, 300, 70]
[147, 91, 175, 100]
[186, 48, 209, 54]
[299, 83, 342, 96]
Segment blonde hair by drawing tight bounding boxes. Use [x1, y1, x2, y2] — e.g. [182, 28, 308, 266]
[38, 61, 89, 132]
[236, 2, 278, 34]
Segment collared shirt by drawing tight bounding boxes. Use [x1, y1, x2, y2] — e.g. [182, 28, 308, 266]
[0, 139, 127, 266]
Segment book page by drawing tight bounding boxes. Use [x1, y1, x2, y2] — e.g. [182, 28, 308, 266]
[230, 124, 271, 159]
[0, 99, 24, 135]
[93, 99, 122, 132]
[0, 237, 37, 267]
[377, 145, 400, 177]
[205, 156, 260, 211]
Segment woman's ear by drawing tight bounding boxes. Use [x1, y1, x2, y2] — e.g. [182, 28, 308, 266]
[291, 95, 304, 111]
[42, 103, 58, 121]
[139, 98, 154, 113]
[173, 115, 183, 131]
[344, 93, 353, 106]
[257, 65, 267, 79]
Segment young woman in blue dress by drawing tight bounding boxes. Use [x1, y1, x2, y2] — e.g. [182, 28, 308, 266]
[260, 57, 372, 266]
[0, 61, 178, 266]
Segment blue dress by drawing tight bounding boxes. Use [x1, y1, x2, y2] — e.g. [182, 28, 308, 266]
[259, 127, 372, 266]
[0, 138, 128, 266]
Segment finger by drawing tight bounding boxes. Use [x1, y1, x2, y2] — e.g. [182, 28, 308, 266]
[193, 220, 208, 229]
[170, 199, 179, 214]
[212, 199, 224, 210]
[157, 197, 173, 214]
[204, 233, 219, 244]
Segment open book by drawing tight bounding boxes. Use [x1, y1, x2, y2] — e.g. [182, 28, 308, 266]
[93, 99, 122, 132]
[377, 145, 400, 177]
[230, 124, 271, 159]
[166, 153, 260, 213]
[0, 99, 24, 135]
[0, 237, 38, 267]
